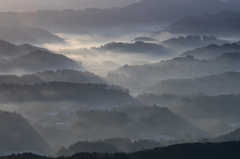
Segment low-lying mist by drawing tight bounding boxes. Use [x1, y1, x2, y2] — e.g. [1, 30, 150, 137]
[43, 31, 178, 75]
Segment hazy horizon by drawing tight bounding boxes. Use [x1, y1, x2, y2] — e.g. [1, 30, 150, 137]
[0, 0, 142, 12]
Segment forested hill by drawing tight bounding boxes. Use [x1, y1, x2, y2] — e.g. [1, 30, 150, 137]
[0, 82, 132, 104]
[0, 111, 53, 155]
[3, 141, 240, 159]
[0, 70, 105, 85]
[145, 72, 240, 95]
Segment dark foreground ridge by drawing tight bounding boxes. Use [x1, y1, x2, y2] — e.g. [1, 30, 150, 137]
[2, 141, 240, 159]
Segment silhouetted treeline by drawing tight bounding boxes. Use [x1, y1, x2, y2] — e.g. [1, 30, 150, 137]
[181, 43, 240, 59]
[57, 138, 163, 156]
[0, 82, 131, 104]
[168, 128, 240, 148]
[3, 141, 240, 159]
[145, 72, 240, 95]
[162, 35, 228, 52]
[199, 128, 240, 143]
[0, 70, 105, 85]
[93, 41, 175, 57]
[108, 53, 240, 92]
[166, 128, 240, 148]
[158, 128, 240, 146]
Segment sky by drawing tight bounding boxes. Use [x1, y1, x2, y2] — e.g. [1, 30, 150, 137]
[0, 0, 142, 12]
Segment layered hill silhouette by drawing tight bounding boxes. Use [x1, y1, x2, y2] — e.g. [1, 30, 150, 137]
[0, 111, 52, 155]
[202, 128, 240, 143]
[1, 0, 240, 157]
[34, 106, 205, 149]
[0, 82, 132, 105]
[118, 106, 207, 138]
[3, 141, 240, 159]
[0, 39, 48, 58]
[162, 35, 228, 52]
[145, 72, 240, 95]
[0, 26, 64, 44]
[172, 94, 240, 128]
[57, 138, 163, 156]
[158, 11, 240, 37]
[0, 70, 105, 85]
[136, 93, 240, 135]
[67, 106, 206, 142]
[107, 53, 240, 93]
[0, 0, 141, 11]
[0, 0, 239, 32]
[93, 41, 175, 57]
[181, 43, 240, 59]
[0, 50, 82, 73]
